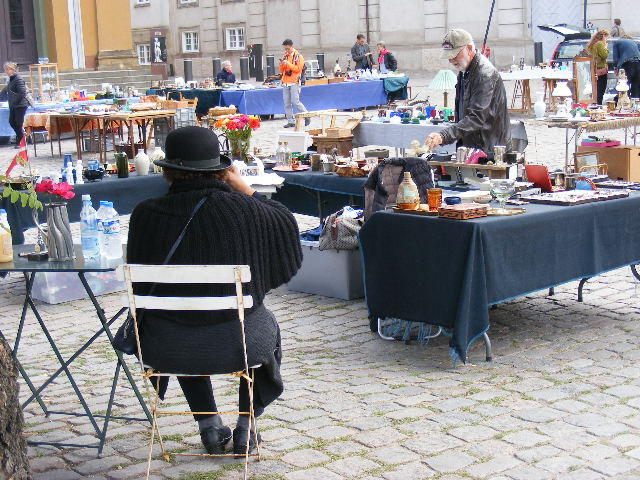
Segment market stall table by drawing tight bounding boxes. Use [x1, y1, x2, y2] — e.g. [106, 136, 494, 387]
[218, 80, 389, 115]
[0, 245, 152, 454]
[359, 193, 640, 364]
[533, 116, 640, 166]
[353, 121, 454, 154]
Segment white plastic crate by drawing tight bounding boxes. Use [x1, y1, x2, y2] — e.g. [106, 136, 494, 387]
[175, 108, 197, 128]
[287, 240, 364, 300]
[31, 271, 125, 304]
[276, 131, 311, 154]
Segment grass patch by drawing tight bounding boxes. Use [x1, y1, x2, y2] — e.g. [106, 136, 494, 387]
[178, 473, 224, 480]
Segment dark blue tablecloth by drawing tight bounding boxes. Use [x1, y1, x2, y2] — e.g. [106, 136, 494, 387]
[219, 80, 388, 115]
[359, 194, 640, 364]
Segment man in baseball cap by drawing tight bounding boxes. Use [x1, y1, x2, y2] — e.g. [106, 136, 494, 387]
[425, 28, 511, 156]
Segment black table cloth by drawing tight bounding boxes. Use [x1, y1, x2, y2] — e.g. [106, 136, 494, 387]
[359, 194, 640, 364]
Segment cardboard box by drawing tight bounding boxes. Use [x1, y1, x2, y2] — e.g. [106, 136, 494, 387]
[287, 240, 364, 300]
[577, 145, 640, 181]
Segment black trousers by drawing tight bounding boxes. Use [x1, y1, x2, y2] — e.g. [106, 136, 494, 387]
[178, 375, 250, 421]
[596, 74, 608, 106]
[8, 106, 27, 144]
[622, 60, 640, 99]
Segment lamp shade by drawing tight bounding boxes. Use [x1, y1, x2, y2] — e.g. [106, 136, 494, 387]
[552, 81, 572, 97]
[429, 69, 458, 90]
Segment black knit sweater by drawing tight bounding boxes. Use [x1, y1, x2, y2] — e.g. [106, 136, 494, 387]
[126, 178, 302, 326]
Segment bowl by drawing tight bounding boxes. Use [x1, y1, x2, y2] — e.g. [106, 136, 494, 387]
[444, 196, 462, 205]
[83, 168, 105, 182]
[262, 159, 277, 170]
[473, 194, 492, 204]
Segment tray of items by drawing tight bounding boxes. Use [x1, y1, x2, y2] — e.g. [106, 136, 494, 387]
[438, 203, 488, 219]
[525, 189, 629, 206]
[391, 204, 439, 216]
[595, 180, 640, 190]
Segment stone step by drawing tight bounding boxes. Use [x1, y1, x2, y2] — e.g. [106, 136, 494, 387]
[57, 69, 161, 94]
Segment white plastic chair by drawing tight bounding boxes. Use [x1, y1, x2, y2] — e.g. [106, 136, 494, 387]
[117, 264, 259, 480]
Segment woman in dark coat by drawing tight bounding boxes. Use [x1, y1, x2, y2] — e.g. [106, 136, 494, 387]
[127, 126, 302, 455]
[376, 41, 397, 73]
[0, 62, 30, 147]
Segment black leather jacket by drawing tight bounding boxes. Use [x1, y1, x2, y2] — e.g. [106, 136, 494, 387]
[0, 73, 29, 109]
[440, 53, 511, 153]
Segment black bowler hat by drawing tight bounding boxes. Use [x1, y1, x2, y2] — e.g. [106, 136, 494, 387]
[154, 126, 232, 172]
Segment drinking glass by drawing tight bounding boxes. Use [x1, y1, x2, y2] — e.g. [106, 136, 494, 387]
[490, 179, 515, 212]
[427, 188, 442, 211]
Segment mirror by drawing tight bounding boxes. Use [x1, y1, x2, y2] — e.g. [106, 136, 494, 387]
[573, 57, 596, 104]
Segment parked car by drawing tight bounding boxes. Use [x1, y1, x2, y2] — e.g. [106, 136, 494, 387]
[539, 24, 640, 70]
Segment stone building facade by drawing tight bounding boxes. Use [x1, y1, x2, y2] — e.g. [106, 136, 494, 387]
[129, 0, 638, 79]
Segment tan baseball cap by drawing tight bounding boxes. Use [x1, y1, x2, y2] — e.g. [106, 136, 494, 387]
[441, 29, 474, 59]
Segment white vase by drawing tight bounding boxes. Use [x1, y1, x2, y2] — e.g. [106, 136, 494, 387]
[533, 92, 546, 119]
[149, 146, 165, 174]
[134, 151, 150, 176]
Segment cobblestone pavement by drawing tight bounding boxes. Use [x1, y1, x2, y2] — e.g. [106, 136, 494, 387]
[2, 72, 640, 479]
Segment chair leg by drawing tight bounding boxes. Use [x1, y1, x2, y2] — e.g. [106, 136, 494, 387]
[146, 388, 158, 480]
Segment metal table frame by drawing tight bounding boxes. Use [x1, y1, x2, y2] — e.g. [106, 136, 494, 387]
[0, 245, 152, 456]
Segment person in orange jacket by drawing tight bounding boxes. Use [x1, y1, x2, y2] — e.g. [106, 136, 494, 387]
[279, 39, 310, 127]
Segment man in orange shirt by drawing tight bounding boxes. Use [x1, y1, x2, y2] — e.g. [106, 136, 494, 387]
[279, 39, 309, 128]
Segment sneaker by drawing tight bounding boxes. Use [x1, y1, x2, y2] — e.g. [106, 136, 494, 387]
[200, 425, 232, 454]
[304, 117, 311, 126]
[283, 123, 295, 128]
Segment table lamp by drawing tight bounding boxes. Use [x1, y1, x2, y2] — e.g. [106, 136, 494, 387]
[616, 69, 631, 112]
[429, 70, 457, 107]
[552, 81, 572, 118]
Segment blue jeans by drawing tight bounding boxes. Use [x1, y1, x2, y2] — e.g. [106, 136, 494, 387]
[282, 83, 307, 123]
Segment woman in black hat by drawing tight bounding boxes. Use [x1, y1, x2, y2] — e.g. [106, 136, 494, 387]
[127, 126, 302, 455]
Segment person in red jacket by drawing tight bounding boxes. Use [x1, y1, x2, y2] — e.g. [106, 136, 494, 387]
[279, 39, 310, 128]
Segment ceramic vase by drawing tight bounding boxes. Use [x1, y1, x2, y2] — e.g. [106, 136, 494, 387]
[134, 151, 150, 176]
[230, 136, 250, 163]
[396, 172, 420, 210]
[40, 203, 75, 261]
[533, 91, 546, 119]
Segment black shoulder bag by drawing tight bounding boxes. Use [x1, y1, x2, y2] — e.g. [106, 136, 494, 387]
[112, 196, 208, 355]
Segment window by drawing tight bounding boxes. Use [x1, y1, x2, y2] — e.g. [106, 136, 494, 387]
[137, 44, 151, 65]
[182, 31, 199, 53]
[9, 0, 25, 40]
[225, 27, 245, 51]
[179, 0, 196, 4]
[136, 0, 150, 4]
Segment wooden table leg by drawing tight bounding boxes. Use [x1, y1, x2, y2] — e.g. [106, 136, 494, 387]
[128, 121, 135, 159]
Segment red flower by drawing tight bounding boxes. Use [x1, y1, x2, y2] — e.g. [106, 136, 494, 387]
[248, 118, 260, 129]
[34, 179, 53, 194]
[35, 180, 75, 200]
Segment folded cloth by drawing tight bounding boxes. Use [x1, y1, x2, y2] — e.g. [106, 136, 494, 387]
[300, 226, 323, 242]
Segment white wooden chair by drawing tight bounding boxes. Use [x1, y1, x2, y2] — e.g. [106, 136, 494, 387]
[117, 264, 260, 480]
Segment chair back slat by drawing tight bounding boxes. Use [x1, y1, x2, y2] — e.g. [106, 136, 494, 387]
[124, 264, 251, 284]
[133, 294, 253, 311]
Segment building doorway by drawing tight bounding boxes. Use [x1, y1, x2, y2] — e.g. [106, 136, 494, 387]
[0, 0, 38, 69]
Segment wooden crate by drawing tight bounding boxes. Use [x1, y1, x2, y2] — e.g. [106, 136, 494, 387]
[305, 78, 329, 86]
[438, 204, 488, 220]
[328, 77, 345, 84]
[325, 127, 353, 138]
[312, 135, 354, 157]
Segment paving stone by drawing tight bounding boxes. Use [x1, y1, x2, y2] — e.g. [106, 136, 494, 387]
[535, 455, 585, 473]
[325, 456, 379, 476]
[431, 397, 476, 412]
[402, 433, 464, 456]
[284, 467, 344, 480]
[28, 456, 68, 473]
[367, 445, 421, 465]
[305, 425, 355, 440]
[281, 449, 330, 468]
[502, 430, 550, 448]
[503, 464, 555, 480]
[425, 451, 476, 473]
[105, 460, 166, 479]
[355, 427, 407, 448]
[75, 456, 130, 476]
[573, 444, 619, 461]
[448, 425, 498, 442]
[160, 459, 222, 478]
[33, 470, 82, 480]
[381, 461, 435, 479]
[465, 456, 522, 478]
[515, 445, 564, 463]
[514, 407, 565, 423]
[610, 434, 640, 448]
[555, 469, 605, 480]
[590, 456, 640, 476]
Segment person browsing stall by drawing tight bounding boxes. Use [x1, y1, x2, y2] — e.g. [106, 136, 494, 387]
[127, 126, 302, 456]
[351, 34, 373, 70]
[587, 30, 610, 106]
[216, 61, 236, 84]
[424, 29, 511, 154]
[376, 42, 397, 73]
[279, 39, 310, 128]
[0, 62, 30, 148]
[612, 35, 640, 99]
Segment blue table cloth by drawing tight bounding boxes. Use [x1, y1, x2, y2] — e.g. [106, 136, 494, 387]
[219, 80, 388, 115]
[0, 98, 134, 137]
[359, 194, 640, 364]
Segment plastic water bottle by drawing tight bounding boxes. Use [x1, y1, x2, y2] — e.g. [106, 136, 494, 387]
[95, 200, 109, 252]
[0, 209, 13, 263]
[102, 202, 122, 260]
[80, 195, 100, 261]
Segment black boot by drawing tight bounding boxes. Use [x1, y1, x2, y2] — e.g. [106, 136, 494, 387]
[200, 425, 232, 454]
[233, 427, 261, 457]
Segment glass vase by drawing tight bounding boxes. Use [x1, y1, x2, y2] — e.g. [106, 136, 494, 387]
[229, 136, 251, 164]
[43, 202, 75, 261]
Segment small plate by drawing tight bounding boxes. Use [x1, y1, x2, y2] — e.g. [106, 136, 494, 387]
[272, 165, 310, 172]
[486, 207, 526, 216]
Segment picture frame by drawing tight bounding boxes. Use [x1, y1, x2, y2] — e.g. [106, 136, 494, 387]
[573, 57, 596, 104]
[574, 151, 607, 175]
